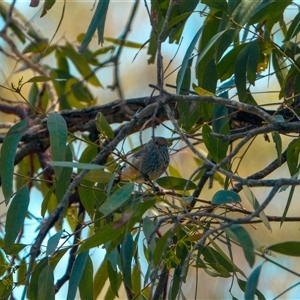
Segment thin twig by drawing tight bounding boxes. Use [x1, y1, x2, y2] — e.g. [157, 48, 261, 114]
[156, 0, 176, 92]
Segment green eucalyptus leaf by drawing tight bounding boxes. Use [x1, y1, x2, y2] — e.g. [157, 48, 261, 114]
[266, 241, 300, 256]
[202, 124, 228, 163]
[61, 43, 101, 86]
[271, 131, 282, 166]
[37, 265, 55, 300]
[50, 161, 104, 170]
[201, 0, 228, 11]
[107, 260, 119, 297]
[153, 229, 172, 267]
[47, 113, 68, 179]
[79, 255, 94, 300]
[177, 27, 202, 94]
[212, 190, 241, 205]
[4, 186, 29, 253]
[244, 264, 263, 300]
[120, 233, 133, 289]
[0, 119, 28, 203]
[46, 230, 64, 257]
[28, 249, 68, 300]
[55, 145, 72, 203]
[67, 251, 89, 300]
[224, 224, 255, 267]
[79, 0, 110, 52]
[284, 10, 300, 41]
[26, 76, 52, 83]
[286, 138, 300, 176]
[96, 112, 114, 139]
[93, 260, 108, 299]
[235, 41, 260, 102]
[98, 183, 134, 215]
[243, 186, 271, 231]
[156, 176, 197, 190]
[40, 0, 56, 17]
[217, 44, 248, 81]
[238, 278, 266, 300]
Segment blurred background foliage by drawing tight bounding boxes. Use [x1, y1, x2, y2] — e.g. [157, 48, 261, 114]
[1, 0, 300, 299]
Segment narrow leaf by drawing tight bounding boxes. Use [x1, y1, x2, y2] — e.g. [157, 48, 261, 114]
[243, 186, 271, 231]
[235, 41, 259, 102]
[46, 230, 64, 257]
[67, 251, 89, 300]
[272, 48, 288, 88]
[271, 131, 282, 166]
[106, 247, 118, 271]
[55, 145, 72, 203]
[26, 76, 52, 83]
[98, 183, 134, 215]
[153, 230, 172, 267]
[61, 43, 101, 86]
[202, 0, 228, 11]
[284, 10, 300, 41]
[4, 243, 26, 256]
[246, 41, 260, 84]
[208, 238, 246, 277]
[249, 0, 292, 25]
[286, 138, 300, 176]
[4, 186, 29, 252]
[169, 267, 182, 300]
[78, 184, 95, 219]
[202, 124, 216, 159]
[49, 161, 104, 170]
[41, 185, 56, 217]
[212, 104, 229, 134]
[225, 224, 255, 267]
[96, 112, 114, 139]
[120, 233, 133, 289]
[202, 124, 228, 163]
[17, 258, 27, 285]
[238, 278, 266, 300]
[132, 264, 141, 298]
[93, 260, 108, 300]
[244, 264, 263, 300]
[0, 119, 28, 203]
[37, 265, 55, 300]
[47, 113, 67, 179]
[82, 168, 113, 183]
[79, 255, 94, 300]
[143, 216, 157, 253]
[78, 222, 125, 253]
[104, 273, 122, 300]
[107, 260, 119, 297]
[79, 0, 110, 52]
[177, 27, 202, 93]
[28, 249, 68, 300]
[156, 176, 197, 190]
[217, 43, 248, 81]
[104, 37, 143, 48]
[40, 0, 55, 17]
[266, 241, 300, 256]
[64, 77, 96, 108]
[280, 185, 296, 227]
[200, 29, 231, 64]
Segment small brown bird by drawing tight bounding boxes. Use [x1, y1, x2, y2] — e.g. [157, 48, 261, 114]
[120, 137, 170, 183]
